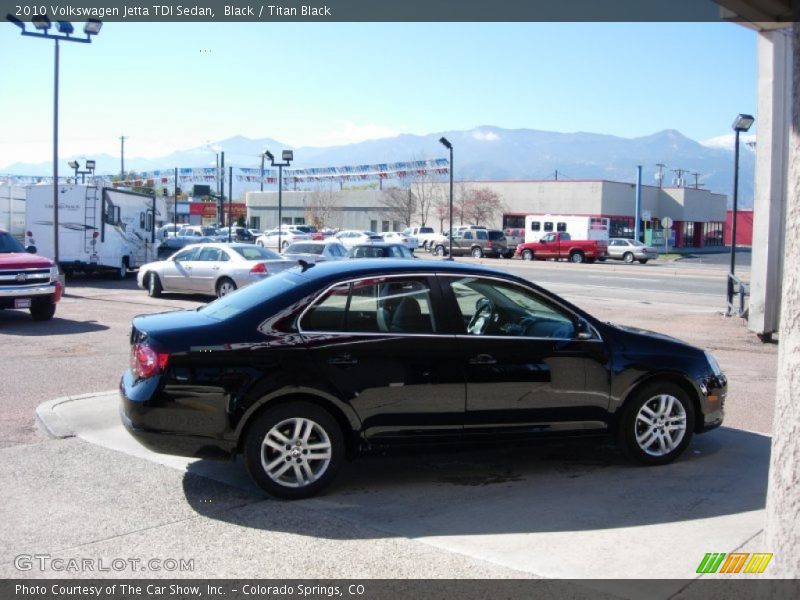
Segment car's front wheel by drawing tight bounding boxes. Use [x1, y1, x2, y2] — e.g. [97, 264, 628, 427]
[244, 401, 344, 499]
[619, 382, 695, 466]
[30, 298, 56, 321]
[433, 245, 446, 256]
[147, 273, 162, 297]
[521, 249, 534, 261]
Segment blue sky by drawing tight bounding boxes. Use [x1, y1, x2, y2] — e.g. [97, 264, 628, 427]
[0, 21, 757, 169]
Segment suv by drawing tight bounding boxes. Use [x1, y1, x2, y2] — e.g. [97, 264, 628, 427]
[431, 228, 507, 258]
[0, 229, 63, 321]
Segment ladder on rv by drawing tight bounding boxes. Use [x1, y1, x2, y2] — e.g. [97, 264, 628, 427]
[84, 185, 99, 253]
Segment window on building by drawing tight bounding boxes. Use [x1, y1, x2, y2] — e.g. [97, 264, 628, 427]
[681, 222, 695, 247]
[556, 222, 567, 232]
[249, 217, 260, 230]
[530, 221, 541, 232]
[381, 220, 390, 232]
[504, 215, 525, 229]
[543, 222, 554, 232]
[370, 220, 378, 232]
[703, 222, 724, 247]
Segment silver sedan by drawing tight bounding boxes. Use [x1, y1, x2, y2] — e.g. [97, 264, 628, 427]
[137, 243, 294, 299]
[605, 238, 660, 264]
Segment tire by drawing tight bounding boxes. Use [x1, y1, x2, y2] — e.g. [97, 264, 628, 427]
[281, 241, 289, 251]
[618, 382, 695, 466]
[118, 258, 128, 280]
[597, 257, 606, 262]
[243, 401, 344, 499]
[639, 259, 649, 264]
[433, 245, 446, 257]
[30, 298, 56, 321]
[569, 251, 585, 263]
[216, 277, 237, 298]
[521, 249, 534, 261]
[623, 252, 635, 264]
[422, 241, 429, 251]
[471, 247, 483, 259]
[147, 273, 162, 298]
[256, 240, 264, 247]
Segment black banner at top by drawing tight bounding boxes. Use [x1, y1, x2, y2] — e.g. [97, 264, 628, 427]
[0, 0, 794, 23]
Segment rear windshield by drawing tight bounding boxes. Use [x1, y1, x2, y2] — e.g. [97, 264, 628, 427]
[231, 246, 281, 260]
[488, 231, 505, 240]
[418, 227, 434, 234]
[287, 243, 325, 254]
[200, 270, 305, 321]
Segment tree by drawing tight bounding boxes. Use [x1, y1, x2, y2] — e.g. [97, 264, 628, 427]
[454, 183, 471, 226]
[305, 185, 341, 229]
[464, 187, 503, 226]
[432, 192, 450, 234]
[379, 187, 417, 229]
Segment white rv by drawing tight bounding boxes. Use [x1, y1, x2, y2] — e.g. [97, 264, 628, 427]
[524, 214, 610, 244]
[25, 184, 158, 277]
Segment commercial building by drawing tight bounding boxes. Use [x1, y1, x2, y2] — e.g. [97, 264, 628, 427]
[246, 179, 727, 248]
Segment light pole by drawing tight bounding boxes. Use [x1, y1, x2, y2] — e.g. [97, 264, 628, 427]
[264, 150, 293, 251]
[439, 137, 454, 260]
[729, 114, 754, 276]
[6, 15, 101, 266]
[260, 151, 267, 192]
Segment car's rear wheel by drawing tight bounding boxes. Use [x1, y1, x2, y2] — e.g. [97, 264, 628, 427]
[244, 401, 344, 499]
[619, 382, 695, 466]
[433, 245, 446, 257]
[471, 247, 483, 258]
[147, 273, 162, 297]
[30, 298, 56, 321]
[639, 259, 649, 264]
[623, 252, 635, 264]
[569, 251, 585, 263]
[216, 277, 237, 298]
[521, 249, 534, 261]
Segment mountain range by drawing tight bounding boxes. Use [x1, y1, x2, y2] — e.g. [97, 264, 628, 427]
[2, 126, 755, 208]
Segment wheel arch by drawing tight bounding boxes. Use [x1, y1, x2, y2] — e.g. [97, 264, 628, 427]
[235, 389, 362, 458]
[615, 372, 704, 434]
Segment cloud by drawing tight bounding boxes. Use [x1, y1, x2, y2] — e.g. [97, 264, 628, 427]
[472, 130, 500, 142]
[700, 133, 756, 151]
[314, 121, 402, 146]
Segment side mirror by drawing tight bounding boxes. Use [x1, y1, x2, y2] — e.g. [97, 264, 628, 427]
[25, 245, 37, 254]
[576, 319, 594, 340]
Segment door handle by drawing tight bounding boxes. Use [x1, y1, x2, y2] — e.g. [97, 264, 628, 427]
[469, 354, 497, 365]
[328, 354, 358, 366]
[211, 266, 220, 270]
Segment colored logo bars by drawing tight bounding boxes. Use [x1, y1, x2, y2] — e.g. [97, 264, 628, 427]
[696, 552, 773, 574]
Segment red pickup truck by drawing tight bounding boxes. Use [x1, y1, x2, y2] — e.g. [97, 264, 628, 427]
[0, 229, 63, 321]
[515, 232, 607, 263]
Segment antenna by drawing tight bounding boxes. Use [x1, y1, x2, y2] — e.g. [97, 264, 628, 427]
[655, 163, 666, 189]
[671, 168, 688, 188]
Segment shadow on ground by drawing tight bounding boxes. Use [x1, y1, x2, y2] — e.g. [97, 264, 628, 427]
[182, 427, 769, 540]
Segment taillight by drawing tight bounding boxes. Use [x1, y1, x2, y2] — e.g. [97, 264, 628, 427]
[131, 343, 169, 379]
[250, 262, 269, 274]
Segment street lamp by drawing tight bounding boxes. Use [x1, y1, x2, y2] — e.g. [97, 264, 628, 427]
[264, 149, 293, 251]
[67, 159, 95, 183]
[729, 113, 754, 276]
[6, 13, 101, 266]
[439, 136, 454, 260]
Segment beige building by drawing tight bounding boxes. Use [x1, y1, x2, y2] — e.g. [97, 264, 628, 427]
[245, 179, 727, 248]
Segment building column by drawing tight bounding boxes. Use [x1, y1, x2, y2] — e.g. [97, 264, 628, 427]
[749, 29, 791, 339]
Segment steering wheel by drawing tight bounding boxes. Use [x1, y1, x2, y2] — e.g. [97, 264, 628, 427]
[467, 297, 496, 335]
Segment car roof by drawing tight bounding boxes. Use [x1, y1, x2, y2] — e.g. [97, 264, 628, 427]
[292, 257, 508, 281]
[351, 242, 405, 248]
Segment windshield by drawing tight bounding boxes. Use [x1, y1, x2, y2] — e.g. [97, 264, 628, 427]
[0, 232, 25, 253]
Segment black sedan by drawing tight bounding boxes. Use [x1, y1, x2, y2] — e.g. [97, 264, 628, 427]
[120, 260, 726, 499]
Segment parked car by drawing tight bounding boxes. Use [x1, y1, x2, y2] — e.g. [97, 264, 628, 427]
[282, 240, 348, 263]
[347, 243, 415, 259]
[431, 228, 507, 258]
[604, 238, 659, 264]
[381, 231, 418, 250]
[504, 227, 525, 257]
[137, 242, 292, 299]
[121, 259, 726, 499]
[0, 228, 63, 321]
[334, 230, 384, 248]
[515, 232, 607, 263]
[178, 225, 218, 238]
[293, 225, 325, 241]
[216, 226, 256, 243]
[256, 228, 311, 250]
[402, 226, 437, 249]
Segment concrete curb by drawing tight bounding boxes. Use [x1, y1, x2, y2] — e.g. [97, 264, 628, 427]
[35, 389, 117, 439]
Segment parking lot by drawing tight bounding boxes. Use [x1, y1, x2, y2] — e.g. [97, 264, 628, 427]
[0, 256, 779, 591]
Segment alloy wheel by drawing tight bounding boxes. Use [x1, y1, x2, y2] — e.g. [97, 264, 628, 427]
[634, 394, 687, 457]
[260, 417, 333, 489]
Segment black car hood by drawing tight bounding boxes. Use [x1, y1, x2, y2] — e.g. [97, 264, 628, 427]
[606, 322, 701, 355]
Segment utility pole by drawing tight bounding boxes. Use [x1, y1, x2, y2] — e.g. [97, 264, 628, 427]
[554, 170, 558, 181]
[671, 168, 688, 187]
[120, 135, 126, 178]
[655, 163, 666, 188]
[691, 172, 703, 189]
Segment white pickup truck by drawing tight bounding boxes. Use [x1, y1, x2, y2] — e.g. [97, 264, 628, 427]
[402, 226, 438, 250]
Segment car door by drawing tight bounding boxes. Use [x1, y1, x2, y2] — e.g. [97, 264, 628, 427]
[191, 246, 229, 294]
[160, 246, 200, 292]
[439, 275, 611, 435]
[300, 275, 465, 442]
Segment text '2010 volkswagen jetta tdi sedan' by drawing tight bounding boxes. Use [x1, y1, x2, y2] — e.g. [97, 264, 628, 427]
[120, 259, 726, 499]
